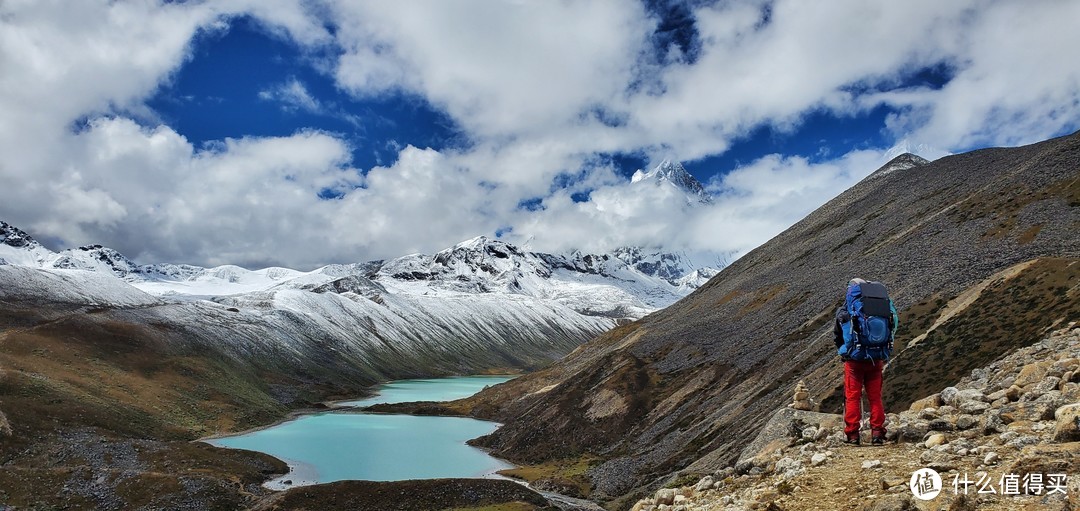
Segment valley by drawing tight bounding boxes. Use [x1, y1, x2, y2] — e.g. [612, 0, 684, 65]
[0, 133, 1077, 510]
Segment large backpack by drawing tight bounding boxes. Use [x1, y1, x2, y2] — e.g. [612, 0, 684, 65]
[845, 281, 895, 361]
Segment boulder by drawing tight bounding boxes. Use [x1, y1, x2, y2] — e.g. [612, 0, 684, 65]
[0, 410, 10, 437]
[982, 411, 1007, 434]
[939, 387, 959, 407]
[925, 434, 947, 448]
[1034, 376, 1063, 394]
[919, 450, 957, 472]
[1015, 361, 1052, 387]
[655, 488, 676, 506]
[1006, 447, 1077, 483]
[631, 500, 653, 511]
[736, 408, 841, 465]
[897, 420, 931, 443]
[928, 419, 954, 431]
[693, 476, 714, 493]
[1053, 403, 1080, 443]
[1063, 383, 1080, 402]
[909, 394, 942, 412]
[955, 415, 977, 430]
[958, 400, 989, 415]
[880, 475, 908, 490]
[1003, 401, 1057, 422]
[1056, 357, 1079, 372]
[811, 453, 828, 466]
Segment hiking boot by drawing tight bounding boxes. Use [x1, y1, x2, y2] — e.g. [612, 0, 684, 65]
[844, 434, 860, 445]
[871, 429, 886, 445]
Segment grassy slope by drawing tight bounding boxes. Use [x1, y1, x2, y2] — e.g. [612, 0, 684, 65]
[0, 298, 559, 510]
[455, 131, 1080, 507]
[0, 303, 334, 509]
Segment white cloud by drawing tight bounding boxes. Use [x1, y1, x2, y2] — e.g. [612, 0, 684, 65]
[330, 1, 654, 140]
[867, 1, 1080, 149]
[0, 0, 1077, 269]
[502, 147, 894, 260]
[259, 78, 323, 113]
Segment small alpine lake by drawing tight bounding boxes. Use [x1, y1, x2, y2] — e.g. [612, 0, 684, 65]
[205, 375, 514, 489]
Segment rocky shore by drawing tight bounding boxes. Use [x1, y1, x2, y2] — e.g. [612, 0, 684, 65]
[629, 325, 1080, 511]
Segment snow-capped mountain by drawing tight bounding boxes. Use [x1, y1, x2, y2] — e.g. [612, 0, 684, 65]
[0, 219, 724, 382]
[0, 221, 54, 266]
[869, 152, 930, 179]
[372, 236, 719, 318]
[631, 159, 713, 204]
[1, 221, 721, 319]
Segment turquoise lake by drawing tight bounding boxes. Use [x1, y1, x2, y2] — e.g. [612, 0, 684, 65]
[206, 375, 515, 487]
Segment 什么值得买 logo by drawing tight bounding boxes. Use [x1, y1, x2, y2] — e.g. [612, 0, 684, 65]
[910, 467, 1069, 500]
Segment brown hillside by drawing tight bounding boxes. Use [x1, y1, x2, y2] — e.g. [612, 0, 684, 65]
[462, 131, 1080, 506]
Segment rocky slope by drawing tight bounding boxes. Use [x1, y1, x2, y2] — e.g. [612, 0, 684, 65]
[460, 131, 1080, 507]
[628, 325, 1080, 511]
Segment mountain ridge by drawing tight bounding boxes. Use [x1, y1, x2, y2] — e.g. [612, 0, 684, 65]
[0, 221, 721, 318]
[458, 130, 1080, 506]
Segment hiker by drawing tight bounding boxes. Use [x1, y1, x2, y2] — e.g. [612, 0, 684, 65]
[833, 278, 897, 445]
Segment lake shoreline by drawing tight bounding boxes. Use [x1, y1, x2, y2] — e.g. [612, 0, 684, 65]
[198, 373, 520, 442]
[200, 375, 519, 491]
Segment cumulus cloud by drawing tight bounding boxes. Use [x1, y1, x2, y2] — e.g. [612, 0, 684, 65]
[868, 1, 1080, 149]
[0, 0, 1077, 268]
[503, 147, 895, 260]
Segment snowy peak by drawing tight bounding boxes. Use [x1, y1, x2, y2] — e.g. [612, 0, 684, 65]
[0, 220, 57, 267]
[51, 245, 141, 276]
[0, 221, 40, 249]
[631, 159, 712, 204]
[870, 152, 930, 179]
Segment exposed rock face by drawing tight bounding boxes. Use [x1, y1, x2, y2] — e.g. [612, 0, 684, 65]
[466, 130, 1080, 504]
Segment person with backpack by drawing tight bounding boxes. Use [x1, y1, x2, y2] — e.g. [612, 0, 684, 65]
[833, 278, 898, 445]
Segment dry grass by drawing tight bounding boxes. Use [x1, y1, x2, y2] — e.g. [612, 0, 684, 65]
[498, 454, 601, 498]
[884, 257, 1080, 411]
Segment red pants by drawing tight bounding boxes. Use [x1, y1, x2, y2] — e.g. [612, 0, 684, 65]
[844, 360, 886, 436]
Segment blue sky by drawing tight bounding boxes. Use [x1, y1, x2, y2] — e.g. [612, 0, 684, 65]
[145, 10, 903, 185]
[1, 0, 1078, 268]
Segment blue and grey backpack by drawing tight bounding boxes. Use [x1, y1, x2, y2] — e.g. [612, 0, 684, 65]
[843, 281, 897, 361]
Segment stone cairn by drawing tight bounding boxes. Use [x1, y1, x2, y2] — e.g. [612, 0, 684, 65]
[790, 380, 815, 411]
